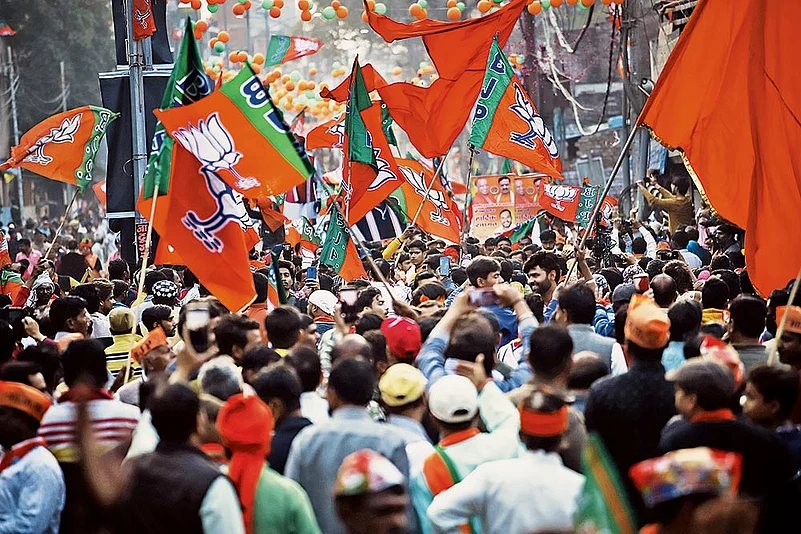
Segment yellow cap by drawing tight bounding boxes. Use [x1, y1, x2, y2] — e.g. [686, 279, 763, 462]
[378, 363, 427, 407]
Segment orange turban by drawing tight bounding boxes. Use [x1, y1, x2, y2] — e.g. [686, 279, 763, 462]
[625, 294, 671, 349]
[217, 394, 274, 534]
[0, 380, 51, 421]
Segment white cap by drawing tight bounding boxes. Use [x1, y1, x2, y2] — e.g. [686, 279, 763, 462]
[308, 290, 337, 315]
[428, 375, 478, 424]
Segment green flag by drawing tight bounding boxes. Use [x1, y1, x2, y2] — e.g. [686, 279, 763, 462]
[380, 102, 398, 147]
[319, 204, 365, 281]
[270, 247, 288, 305]
[501, 158, 513, 175]
[143, 17, 212, 199]
[345, 61, 377, 171]
[573, 434, 637, 534]
[575, 182, 601, 230]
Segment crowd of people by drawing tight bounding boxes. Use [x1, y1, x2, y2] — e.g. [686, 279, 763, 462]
[2, 184, 801, 534]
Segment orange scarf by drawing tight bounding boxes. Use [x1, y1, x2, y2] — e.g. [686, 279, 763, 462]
[217, 394, 274, 534]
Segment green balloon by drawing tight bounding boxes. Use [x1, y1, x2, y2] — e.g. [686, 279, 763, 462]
[239, 0, 249, 4]
[578, 2, 589, 9]
[290, 71, 301, 82]
[322, 5, 336, 19]
[374, 2, 387, 14]
[305, 90, 316, 99]
[262, 0, 273, 8]
[541, 0, 550, 8]
[214, 42, 225, 53]
[332, 61, 342, 70]
[456, 2, 465, 10]
[418, 0, 427, 8]
[208, 4, 219, 12]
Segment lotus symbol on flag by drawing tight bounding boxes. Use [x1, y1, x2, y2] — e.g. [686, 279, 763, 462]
[327, 116, 345, 148]
[182, 170, 253, 254]
[509, 83, 559, 158]
[367, 149, 398, 192]
[544, 184, 577, 212]
[400, 165, 451, 226]
[172, 112, 263, 191]
[24, 113, 83, 166]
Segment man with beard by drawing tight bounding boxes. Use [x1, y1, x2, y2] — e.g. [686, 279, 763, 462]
[525, 252, 562, 323]
[495, 176, 513, 204]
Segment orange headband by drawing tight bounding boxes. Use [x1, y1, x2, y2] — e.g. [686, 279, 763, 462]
[519, 405, 569, 437]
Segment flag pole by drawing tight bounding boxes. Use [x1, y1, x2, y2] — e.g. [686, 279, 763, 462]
[44, 188, 80, 261]
[768, 265, 801, 366]
[460, 145, 477, 250]
[347, 214, 399, 305]
[408, 149, 451, 228]
[562, 123, 641, 283]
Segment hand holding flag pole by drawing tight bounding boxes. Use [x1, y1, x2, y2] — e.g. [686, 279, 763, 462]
[43, 188, 80, 261]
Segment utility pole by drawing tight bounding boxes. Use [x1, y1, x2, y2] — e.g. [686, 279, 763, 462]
[125, 0, 149, 261]
[619, 6, 631, 214]
[7, 47, 23, 223]
[60, 60, 72, 205]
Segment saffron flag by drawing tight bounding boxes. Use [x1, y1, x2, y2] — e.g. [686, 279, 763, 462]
[142, 144, 257, 312]
[639, 0, 801, 295]
[0, 106, 117, 193]
[306, 113, 344, 150]
[573, 434, 637, 534]
[343, 60, 404, 224]
[395, 158, 462, 243]
[132, 0, 156, 40]
[470, 38, 562, 181]
[0, 21, 15, 36]
[0, 269, 23, 301]
[364, 0, 527, 157]
[143, 17, 211, 200]
[155, 63, 314, 201]
[537, 181, 581, 222]
[319, 205, 366, 282]
[93, 180, 107, 207]
[265, 35, 323, 66]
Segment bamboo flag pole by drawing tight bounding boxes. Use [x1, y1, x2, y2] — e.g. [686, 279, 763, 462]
[767, 265, 801, 366]
[44, 188, 80, 261]
[408, 149, 451, 228]
[123, 191, 160, 384]
[459, 145, 477, 249]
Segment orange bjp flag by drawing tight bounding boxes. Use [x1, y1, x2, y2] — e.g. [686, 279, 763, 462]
[395, 158, 462, 243]
[639, 0, 801, 295]
[305, 113, 344, 150]
[139, 145, 257, 312]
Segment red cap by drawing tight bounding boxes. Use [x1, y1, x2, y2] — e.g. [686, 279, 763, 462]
[380, 317, 422, 360]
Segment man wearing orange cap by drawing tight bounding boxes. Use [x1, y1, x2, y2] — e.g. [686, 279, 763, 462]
[775, 305, 801, 425]
[584, 294, 677, 525]
[0, 380, 65, 534]
[427, 387, 584, 534]
[217, 393, 320, 534]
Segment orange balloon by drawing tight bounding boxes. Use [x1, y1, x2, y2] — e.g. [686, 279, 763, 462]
[309, 67, 318, 76]
[391, 66, 402, 76]
[566, 0, 578, 4]
[580, 0, 594, 6]
[336, 6, 348, 17]
[285, 81, 296, 91]
[477, 0, 491, 13]
[332, 0, 341, 7]
[237, 51, 249, 62]
[270, 6, 281, 17]
[446, 6, 461, 19]
[408, 3, 423, 17]
[217, 31, 230, 43]
[601, 0, 612, 4]
[298, 0, 310, 8]
[232, 3, 246, 15]
[273, 0, 284, 7]
[243, 0, 252, 8]
[527, 1, 542, 14]
[551, 0, 563, 6]
[253, 53, 265, 65]
[367, 0, 376, 9]
[298, 81, 307, 91]
[209, 38, 218, 49]
[229, 51, 240, 63]
[447, 0, 457, 6]
[195, 20, 208, 32]
[252, 64, 261, 74]
[301, 9, 312, 20]
[191, 0, 202, 9]
[362, 10, 368, 22]
[307, 81, 315, 89]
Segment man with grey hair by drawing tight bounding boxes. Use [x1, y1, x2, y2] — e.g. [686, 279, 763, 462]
[198, 356, 243, 401]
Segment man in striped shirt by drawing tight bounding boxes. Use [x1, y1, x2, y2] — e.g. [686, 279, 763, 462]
[38, 339, 139, 534]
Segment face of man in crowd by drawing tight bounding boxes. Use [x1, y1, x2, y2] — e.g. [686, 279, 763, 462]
[478, 270, 501, 288]
[68, 308, 92, 336]
[499, 178, 511, 194]
[279, 268, 294, 290]
[742, 381, 778, 427]
[100, 294, 115, 315]
[19, 241, 30, 255]
[299, 323, 321, 347]
[159, 317, 177, 337]
[142, 344, 175, 374]
[476, 178, 489, 195]
[500, 210, 512, 229]
[369, 294, 387, 318]
[528, 267, 554, 296]
[778, 331, 801, 368]
[408, 247, 425, 267]
[541, 239, 556, 252]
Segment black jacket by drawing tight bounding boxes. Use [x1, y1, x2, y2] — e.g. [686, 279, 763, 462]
[268, 415, 313, 474]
